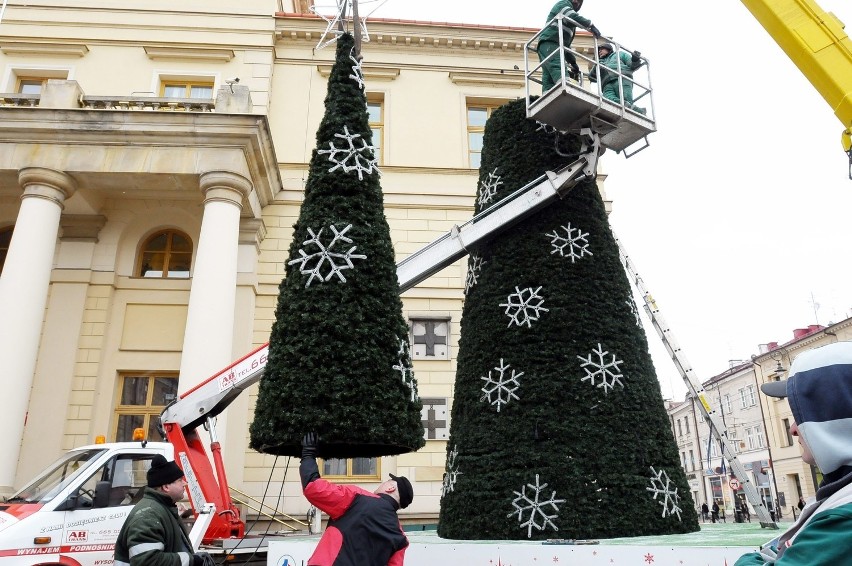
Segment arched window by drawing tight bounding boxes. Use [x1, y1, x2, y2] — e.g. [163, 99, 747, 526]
[136, 230, 192, 278]
[0, 227, 12, 275]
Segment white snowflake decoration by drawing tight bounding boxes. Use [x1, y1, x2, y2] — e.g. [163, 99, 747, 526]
[477, 168, 503, 206]
[464, 255, 485, 295]
[647, 466, 683, 520]
[392, 337, 417, 402]
[288, 224, 367, 287]
[442, 444, 462, 496]
[577, 343, 625, 394]
[627, 298, 642, 328]
[317, 125, 381, 180]
[310, 0, 385, 51]
[349, 47, 365, 89]
[480, 359, 523, 412]
[500, 286, 549, 328]
[546, 223, 592, 263]
[507, 474, 566, 538]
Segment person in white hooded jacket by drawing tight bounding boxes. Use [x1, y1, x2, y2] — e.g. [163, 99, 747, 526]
[735, 341, 852, 565]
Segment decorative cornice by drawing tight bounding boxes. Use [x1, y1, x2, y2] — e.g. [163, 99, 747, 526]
[1, 42, 89, 57]
[316, 64, 399, 81]
[143, 46, 235, 62]
[276, 16, 533, 55]
[448, 70, 524, 88]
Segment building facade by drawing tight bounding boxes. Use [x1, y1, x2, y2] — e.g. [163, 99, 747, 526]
[0, 0, 612, 524]
[668, 318, 852, 519]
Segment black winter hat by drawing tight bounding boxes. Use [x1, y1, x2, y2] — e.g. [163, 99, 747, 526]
[147, 454, 184, 487]
[389, 473, 413, 509]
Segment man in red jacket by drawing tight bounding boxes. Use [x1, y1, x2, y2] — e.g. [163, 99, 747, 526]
[300, 433, 412, 565]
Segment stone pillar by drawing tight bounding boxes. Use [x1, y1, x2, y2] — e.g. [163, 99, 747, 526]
[178, 171, 252, 392]
[0, 167, 76, 492]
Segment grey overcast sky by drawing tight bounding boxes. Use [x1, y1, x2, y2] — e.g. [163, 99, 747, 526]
[345, 0, 852, 400]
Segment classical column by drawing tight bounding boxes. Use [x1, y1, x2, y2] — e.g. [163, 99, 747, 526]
[0, 167, 77, 492]
[178, 171, 252, 392]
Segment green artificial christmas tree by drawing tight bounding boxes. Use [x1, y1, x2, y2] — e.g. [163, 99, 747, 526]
[249, 34, 424, 459]
[438, 99, 698, 539]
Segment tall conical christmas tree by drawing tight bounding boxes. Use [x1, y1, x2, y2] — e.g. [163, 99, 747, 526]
[438, 99, 698, 539]
[249, 34, 424, 459]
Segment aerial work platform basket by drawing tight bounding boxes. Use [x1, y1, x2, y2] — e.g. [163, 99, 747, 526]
[524, 14, 657, 156]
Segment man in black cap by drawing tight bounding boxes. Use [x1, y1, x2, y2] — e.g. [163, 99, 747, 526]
[735, 341, 852, 566]
[300, 432, 411, 565]
[114, 454, 213, 566]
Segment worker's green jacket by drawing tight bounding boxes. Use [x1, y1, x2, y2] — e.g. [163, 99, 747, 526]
[539, 1, 591, 45]
[114, 488, 196, 566]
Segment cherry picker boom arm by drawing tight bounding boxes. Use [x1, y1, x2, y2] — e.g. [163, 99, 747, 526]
[615, 236, 779, 529]
[158, 135, 601, 542]
[740, 0, 852, 175]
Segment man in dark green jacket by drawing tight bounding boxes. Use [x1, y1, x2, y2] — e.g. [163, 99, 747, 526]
[589, 43, 645, 113]
[537, 0, 601, 93]
[114, 454, 211, 566]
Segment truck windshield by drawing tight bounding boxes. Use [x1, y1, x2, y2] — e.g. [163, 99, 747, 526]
[6, 448, 107, 504]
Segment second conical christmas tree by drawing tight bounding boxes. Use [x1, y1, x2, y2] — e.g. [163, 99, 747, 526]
[249, 34, 424, 459]
[438, 99, 698, 539]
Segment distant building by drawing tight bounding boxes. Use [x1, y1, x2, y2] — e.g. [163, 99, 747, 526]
[667, 318, 852, 517]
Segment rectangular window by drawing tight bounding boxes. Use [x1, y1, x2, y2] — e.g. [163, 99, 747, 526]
[161, 81, 214, 99]
[756, 424, 765, 448]
[747, 385, 757, 407]
[746, 427, 755, 450]
[677, 419, 683, 437]
[320, 458, 380, 481]
[689, 450, 696, 471]
[410, 318, 450, 360]
[723, 394, 732, 414]
[367, 95, 384, 165]
[17, 77, 48, 94]
[114, 373, 179, 442]
[684, 417, 690, 435]
[739, 388, 748, 409]
[782, 418, 794, 446]
[467, 103, 503, 168]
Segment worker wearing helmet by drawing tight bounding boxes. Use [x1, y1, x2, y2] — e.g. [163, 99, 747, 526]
[537, 0, 601, 92]
[588, 42, 645, 113]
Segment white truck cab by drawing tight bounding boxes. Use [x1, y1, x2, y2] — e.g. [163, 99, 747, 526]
[0, 442, 170, 565]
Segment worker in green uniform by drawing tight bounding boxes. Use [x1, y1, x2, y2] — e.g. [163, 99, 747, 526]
[589, 43, 645, 113]
[537, 0, 601, 93]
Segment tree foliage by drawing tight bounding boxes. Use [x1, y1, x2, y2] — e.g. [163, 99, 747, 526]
[438, 99, 698, 539]
[250, 34, 424, 459]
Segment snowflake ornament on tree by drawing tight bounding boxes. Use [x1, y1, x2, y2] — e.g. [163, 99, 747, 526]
[317, 125, 381, 180]
[464, 255, 485, 295]
[647, 466, 683, 520]
[507, 474, 566, 538]
[349, 47, 365, 89]
[546, 223, 592, 263]
[500, 286, 549, 328]
[480, 359, 523, 412]
[392, 337, 417, 402]
[627, 298, 643, 328]
[288, 224, 367, 288]
[442, 444, 462, 496]
[577, 343, 625, 394]
[478, 168, 503, 206]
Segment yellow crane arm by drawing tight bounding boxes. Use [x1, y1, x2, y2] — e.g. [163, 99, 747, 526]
[741, 0, 852, 170]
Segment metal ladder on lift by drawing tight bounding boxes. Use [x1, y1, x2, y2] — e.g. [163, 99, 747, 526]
[616, 236, 778, 529]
